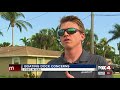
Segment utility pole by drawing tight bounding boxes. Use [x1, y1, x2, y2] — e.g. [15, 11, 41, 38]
[90, 12, 94, 54]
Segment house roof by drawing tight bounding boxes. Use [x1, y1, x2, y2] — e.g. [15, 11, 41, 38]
[0, 46, 62, 57]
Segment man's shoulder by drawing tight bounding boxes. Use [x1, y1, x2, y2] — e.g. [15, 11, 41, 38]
[83, 50, 106, 64]
[89, 54, 107, 65]
[91, 54, 105, 60]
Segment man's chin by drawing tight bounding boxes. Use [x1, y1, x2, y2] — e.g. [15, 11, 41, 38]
[64, 45, 73, 50]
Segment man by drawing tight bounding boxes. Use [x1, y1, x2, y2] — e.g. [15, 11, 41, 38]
[40, 15, 112, 78]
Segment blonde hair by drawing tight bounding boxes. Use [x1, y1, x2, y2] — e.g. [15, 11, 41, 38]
[59, 15, 85, 33]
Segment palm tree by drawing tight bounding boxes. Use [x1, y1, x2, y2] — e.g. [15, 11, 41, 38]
[83, 29, 98, 53]
[20, 37, 30, 46]
[51, 26, 63, 51]
[30, 27, 63, 51]
[96, 38, 115, 58]
[0, 12, 5, 36]
[0, 31, 3, 36]
[108, 24, 120, 43]
[0, 12, 32, 46]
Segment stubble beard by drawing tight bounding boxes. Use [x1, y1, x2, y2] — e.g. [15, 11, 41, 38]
[64, 42, 81, 51]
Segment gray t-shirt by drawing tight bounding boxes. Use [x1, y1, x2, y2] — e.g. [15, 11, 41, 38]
[40, 50, 112, 78]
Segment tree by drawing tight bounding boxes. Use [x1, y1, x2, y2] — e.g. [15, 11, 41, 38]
[96, 38, 115, 58]
[29, 27, 63, 51]
[0, 42, 11, 47]
[0, 12, 5, 36]
[113, 55, 120, 64]
[83, 29, 98, 53]
[0, 31, 3, 36]
[108, 24, 120, 43]
[20, 37, 30, 46]
[51, 26, 63, 51]
[30, 31, 48, 49]
[0, 12, 32, 46]
[30, 28, 56, 50]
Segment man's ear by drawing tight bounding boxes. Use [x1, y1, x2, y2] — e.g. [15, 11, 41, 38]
[81, 33, 85, 41]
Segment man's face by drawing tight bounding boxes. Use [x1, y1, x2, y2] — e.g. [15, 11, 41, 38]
[59, 21, 85, 49]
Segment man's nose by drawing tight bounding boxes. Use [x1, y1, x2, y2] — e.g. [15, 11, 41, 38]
[63, 31, 69, 37]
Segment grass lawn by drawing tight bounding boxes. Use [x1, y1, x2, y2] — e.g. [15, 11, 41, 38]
[112, 73, 120, 78]
[0, 75, 24, 78]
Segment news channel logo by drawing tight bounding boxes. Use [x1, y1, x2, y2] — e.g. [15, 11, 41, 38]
[97, 65, 112, 75]
[98, 71, 112, 75]
[98, 66, 111, 71]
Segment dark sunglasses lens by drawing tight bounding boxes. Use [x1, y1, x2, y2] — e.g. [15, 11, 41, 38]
[58, 30, 64, 36]
[58, 28, 77, 36]
[67, 28, 76, 34]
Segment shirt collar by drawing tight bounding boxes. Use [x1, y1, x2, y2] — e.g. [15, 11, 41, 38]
[60, 49, 90, 64]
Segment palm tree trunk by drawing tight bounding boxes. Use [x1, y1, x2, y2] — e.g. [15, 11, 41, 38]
[104, 50, 106, 58]
[44, 45, 46, 50]
[12, 27, 14, 46]
[119, 50, 120, 55]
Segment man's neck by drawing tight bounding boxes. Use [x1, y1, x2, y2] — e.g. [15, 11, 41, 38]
[64, 45, 83, 63]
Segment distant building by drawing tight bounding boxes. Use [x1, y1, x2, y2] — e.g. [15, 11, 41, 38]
[0, 46, 61, 78]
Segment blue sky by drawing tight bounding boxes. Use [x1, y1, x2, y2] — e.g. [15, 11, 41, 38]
[0, 12, 120, 54]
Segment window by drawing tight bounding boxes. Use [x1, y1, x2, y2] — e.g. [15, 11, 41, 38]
[37, 58, 43, 64]
[12, 57, 20, 64]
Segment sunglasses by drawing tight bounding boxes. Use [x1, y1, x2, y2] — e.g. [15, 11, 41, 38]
[58, 28, 82, 36]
